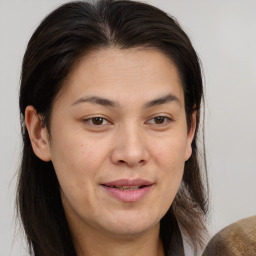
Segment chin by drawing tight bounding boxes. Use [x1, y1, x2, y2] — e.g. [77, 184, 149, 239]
[100, 212, 161, 237]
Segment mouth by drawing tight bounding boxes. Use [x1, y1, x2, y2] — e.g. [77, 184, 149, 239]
[101, 179, 154, 202]
[102, 185, 150, 191]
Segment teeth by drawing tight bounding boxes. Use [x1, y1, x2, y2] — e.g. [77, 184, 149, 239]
[110, 185, 140, 191]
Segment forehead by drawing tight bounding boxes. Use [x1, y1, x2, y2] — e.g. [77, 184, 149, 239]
[57, 47, 184, 107]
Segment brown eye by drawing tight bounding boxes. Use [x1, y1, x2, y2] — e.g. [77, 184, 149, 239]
[146, 116, 172, 126]
[83, 117, 110, 127]
[154, 116, 165, 124]
[91, 117, 104, 125]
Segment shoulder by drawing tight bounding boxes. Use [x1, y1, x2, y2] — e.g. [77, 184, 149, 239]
[202, 215, 256, 256]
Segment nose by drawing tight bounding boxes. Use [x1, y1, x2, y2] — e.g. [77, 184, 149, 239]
[110, 125, 149, 167]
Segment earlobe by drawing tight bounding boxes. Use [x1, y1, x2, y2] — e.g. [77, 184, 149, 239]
[25, 105, 51, 162]
[185, 111, 197, 161]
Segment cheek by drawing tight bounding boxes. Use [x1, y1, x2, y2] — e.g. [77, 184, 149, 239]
[153, 133, 188, 168]
[151, 134, 187, 204]
[51, 127, 108, 169]
[49, 130, 108, 200]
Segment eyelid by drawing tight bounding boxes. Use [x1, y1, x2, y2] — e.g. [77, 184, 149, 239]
[82, 114, 173, 128]
[82, 116, 112, 126]
[145, 115, 173, 125]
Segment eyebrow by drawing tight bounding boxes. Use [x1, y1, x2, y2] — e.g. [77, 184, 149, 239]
[72, 93, 181, 108]
[143, 94, 181, 109]
[72, 96, 119, 107]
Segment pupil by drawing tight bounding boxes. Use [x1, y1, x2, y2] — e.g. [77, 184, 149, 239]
[154, 116, 164, 124]
[92, 117, 103, 125]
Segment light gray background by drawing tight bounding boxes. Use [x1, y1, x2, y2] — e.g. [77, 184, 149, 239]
[1, 0, 256, 255]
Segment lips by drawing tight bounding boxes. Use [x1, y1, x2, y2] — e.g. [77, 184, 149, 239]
[101, 179, 153, 202]
[102, 179, 152, 191]
[102, 179, 152, 187]
[106, 185, 146, 191]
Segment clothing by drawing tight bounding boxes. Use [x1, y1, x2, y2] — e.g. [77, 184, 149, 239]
[202, 215, 256, 256]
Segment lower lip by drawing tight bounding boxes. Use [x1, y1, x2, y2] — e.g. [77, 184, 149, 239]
[102, 185, 153, 202]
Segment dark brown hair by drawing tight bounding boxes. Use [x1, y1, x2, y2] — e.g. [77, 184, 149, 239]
[17, 1, 208, 255]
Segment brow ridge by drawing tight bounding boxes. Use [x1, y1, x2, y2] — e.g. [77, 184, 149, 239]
[143, 94, 181, 108]
[72, 93, 181, 108]
[72, 96, 119, 107]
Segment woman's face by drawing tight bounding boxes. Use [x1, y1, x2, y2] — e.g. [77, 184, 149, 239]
[41, 48, 195, 238]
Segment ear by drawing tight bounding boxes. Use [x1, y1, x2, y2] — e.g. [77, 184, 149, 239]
[185, 111, 197, 161]
[25, 105, 51, 162]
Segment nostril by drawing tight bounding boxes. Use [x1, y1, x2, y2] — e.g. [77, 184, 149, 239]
[139, 160, 145, 164]
[118, 159, 145, 165]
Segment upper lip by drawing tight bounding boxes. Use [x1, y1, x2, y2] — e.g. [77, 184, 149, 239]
[102, 179, 153, 187]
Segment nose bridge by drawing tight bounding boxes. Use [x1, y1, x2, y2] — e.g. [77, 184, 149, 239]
[111, 121, 149, 167]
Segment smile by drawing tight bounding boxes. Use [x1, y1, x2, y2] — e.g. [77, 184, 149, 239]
[101, 179, 153, 202]
[107, 185, 148, 191]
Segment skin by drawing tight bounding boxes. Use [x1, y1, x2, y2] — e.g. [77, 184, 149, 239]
[25, 47, 196, 256]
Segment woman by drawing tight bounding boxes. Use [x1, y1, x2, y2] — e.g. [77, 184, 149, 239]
[17, 0, 208, 255]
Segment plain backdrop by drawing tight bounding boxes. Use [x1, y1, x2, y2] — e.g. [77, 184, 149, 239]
[1, 0, 256, 255]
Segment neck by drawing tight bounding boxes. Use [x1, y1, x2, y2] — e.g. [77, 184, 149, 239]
[72, 224, 165, 256]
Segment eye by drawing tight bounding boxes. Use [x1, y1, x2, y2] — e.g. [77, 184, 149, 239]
[146, 116, 172, 125]
[83, 117, 111, 126]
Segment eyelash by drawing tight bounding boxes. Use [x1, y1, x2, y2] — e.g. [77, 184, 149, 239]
[146, 116, 173, 126]
[83, 117, 111, 126]
[83, 115, 172, 127]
